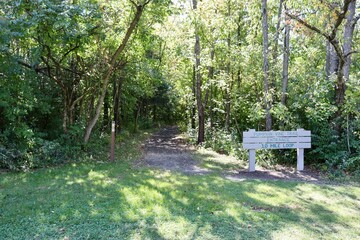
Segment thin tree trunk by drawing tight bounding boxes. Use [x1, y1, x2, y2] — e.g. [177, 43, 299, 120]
[225, 2, 231, 132]
[236, 11, 242, 90]
[208, 48, 215, 129]
[191, 65, 196, 129]
[271, 0, 284, 89]
[103, 91, 109, 130]
[281, 7, 290, 106]
[134, 103, 140, 133]
[193, 0, 205, 144]
[195, 33, 205, 144]
[325, 41, 331, 80]
[113, 77, 123, 133]
[83, 2, 149, 144]
[262, 0, 272, 130]
[63, 93, 68, 133]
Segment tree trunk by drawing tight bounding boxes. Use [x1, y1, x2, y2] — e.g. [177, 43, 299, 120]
[195, 33, 205, 144]
[191, 65, 196, 129]
[336, 58, 346, 108]
[262, 0, 272, 130]
[134, 103, 140, 133]
[83, 2, 149, 144]
[281, 7, 290, 106]
[271, 0, 284, 89]
[326, 43, 339, 80]
[103, 91, 109, 130]
[343, 0, 356, 81]
[193, 0, 205, 144]
[236, 10, 242, 90]
[208, 48, 215, 129]
[113, 77, 123, 133]
[225, 3, 231, 132]
[63, 93, 68, 133]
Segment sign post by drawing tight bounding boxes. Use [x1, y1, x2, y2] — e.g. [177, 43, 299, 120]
[110, 121, 115, 162]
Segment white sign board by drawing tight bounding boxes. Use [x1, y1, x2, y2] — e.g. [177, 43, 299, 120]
[242, 129, 311, 172]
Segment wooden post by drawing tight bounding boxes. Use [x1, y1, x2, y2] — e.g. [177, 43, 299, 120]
[297, 148, 304, 171]
[247, 129, 256, 172]
[249, 149, 256, 172]
[110, 121, 115, 162]
[297, 128, 304, 171]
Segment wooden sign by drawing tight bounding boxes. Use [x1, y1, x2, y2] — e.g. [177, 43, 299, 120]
[242, 129, 311, 172]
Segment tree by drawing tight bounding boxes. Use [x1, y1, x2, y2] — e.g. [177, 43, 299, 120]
[281, 3, 290, 107]
[192, 0, 205, 144]
[84, 0, 151, 144]
[286, 0, 359, 134]
[262, 0, 272, 130]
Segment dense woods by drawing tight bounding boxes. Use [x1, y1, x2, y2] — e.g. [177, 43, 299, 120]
[0, 0, 359, 176]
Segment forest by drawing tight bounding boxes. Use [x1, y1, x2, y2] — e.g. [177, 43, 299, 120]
[0, 0, 359, 176]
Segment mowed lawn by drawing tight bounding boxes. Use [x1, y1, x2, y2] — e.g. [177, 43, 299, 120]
[1, 134, 359, 239]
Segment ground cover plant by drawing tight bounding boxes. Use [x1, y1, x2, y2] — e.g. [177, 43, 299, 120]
[1, 130, 359, 240]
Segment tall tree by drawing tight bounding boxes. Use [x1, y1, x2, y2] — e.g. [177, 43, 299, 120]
[281, 4, 290, 107]
[262, 0, 272, 130]
[84, 0, 151, 144]
[271, 0, 284, 90]
[192, 0, 205, 144]
[225, 0, 232, 132]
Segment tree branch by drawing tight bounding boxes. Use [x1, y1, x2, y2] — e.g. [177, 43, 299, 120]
[344, 50, 359, 58]
[329, 0, 352, 40]
[319, 0, 341, 16]
[60, 45, 80, 63]
[285, 12, 330, 39]
[129, 0, 137, 6]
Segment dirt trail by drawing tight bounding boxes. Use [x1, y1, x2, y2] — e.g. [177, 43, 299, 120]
[141, 127, 324, 183]
[142, 126, 210, 174]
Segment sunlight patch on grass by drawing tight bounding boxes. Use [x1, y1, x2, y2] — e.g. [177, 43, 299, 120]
[194, 147, 245, 172]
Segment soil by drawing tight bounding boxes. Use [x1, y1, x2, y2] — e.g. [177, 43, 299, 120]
[140, 126, 325, 183]
[141, 126, 210, 175]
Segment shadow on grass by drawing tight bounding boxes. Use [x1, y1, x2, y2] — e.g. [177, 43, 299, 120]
[1, 159, 355, 239]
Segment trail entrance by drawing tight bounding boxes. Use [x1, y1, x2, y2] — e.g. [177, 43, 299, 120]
[142, 126, 210, 174]
[140, 127, 322, 183]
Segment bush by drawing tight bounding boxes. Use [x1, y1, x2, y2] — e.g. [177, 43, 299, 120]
[0, 139, 66, 171]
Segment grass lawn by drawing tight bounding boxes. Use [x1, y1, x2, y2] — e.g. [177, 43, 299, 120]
[1, 131, 360, 239]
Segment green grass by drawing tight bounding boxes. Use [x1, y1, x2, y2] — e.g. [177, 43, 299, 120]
[1, 131, 360, 239]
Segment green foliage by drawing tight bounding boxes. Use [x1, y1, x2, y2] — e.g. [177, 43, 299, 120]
[204, 128, 239, 155]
